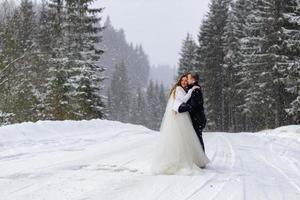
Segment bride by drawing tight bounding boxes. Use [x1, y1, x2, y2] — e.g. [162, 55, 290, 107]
[150, 74, 210, 175]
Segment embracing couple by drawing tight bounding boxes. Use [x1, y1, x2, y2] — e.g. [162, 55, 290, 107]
[150, 72, 210, 175]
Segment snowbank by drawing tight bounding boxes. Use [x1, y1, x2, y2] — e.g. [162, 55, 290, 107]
[0, 119, 151, 142]
[257, 125, 300, 142]
[1, 120, 299, 200]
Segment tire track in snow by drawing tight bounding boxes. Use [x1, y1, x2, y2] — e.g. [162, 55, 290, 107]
[235, 153, 247, 200]
[207, 135, 236, 200]
[264, 137, 300, 195]
[268, 139, 300, 178]
[259, 151, 300, 194]
[286, 157, 300, 176]
[184, 133, 236, 200]
[1, 129, 152, 199]
[182, 134, 221, 200]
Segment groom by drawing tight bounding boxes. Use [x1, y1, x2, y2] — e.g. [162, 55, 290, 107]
[178, 72, 207, 153]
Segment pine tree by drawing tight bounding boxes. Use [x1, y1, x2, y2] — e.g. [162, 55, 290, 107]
[0, 1, 19, 124]
[129, 92, 138, 124]
[129, 86, 147, 126]
[11, 0, 40, 123]
[237, 0, 269, 131]
[45, 0, 71, 120]
[177, 33, 198, 77]
[197, 0, 231, 131]
[280, 0, 300, 124]
[153, 82, 163, 129]
[32, 0, 53, 119]
[136, 87, 147, 125]
[37, 0, 52, 53]
[222, 0, 251, 131]
[106, 89, 114, 120]
[46, 0, 105, 120]
[259, 0, 290, 128]
[0, 0, 106, 124]
[238, 0, 299, 130]
[146, 80, 157, 130]
[158, 82, 167, 127]
[109, 62, 131, 122]
[189, 0, 300, 131]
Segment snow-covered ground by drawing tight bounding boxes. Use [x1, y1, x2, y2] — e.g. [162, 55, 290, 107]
[0, 120, 300, 200]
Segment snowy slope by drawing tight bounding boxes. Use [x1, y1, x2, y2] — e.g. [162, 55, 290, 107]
[0, 120, 300, 200]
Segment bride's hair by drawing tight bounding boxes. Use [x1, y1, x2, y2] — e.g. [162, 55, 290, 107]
[169, 73, 188, 98]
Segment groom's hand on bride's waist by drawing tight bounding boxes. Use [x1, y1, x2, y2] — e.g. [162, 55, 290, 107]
[178, 103, 192, 113]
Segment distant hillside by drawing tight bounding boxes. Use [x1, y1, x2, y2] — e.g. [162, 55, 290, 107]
[149, 65, 177, 89]
[99, 17, 151, 91]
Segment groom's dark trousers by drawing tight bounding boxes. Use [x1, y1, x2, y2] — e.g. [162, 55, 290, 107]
[193, 126, 205, 153]
[178, 84, 207, 153]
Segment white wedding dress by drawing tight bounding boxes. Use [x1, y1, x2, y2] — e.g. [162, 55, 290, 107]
[150, 86, 210, 175]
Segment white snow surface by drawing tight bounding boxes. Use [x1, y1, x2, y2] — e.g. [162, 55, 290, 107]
[0, 120, 300, 200]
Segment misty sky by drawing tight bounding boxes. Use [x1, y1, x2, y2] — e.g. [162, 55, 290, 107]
[93, 0, 210, 67]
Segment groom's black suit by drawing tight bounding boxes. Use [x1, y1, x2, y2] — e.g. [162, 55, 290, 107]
[178, 83, 207, 152]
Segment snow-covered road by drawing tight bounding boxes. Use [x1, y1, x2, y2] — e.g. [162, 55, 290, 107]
[0, 120, 299, 200]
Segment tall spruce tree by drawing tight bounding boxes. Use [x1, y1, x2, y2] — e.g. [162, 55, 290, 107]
[45, 0, 105, 120]
[45, 0, 72, 120]
[259, 0, 292, 128]
[222, 0, 251, 131]
[197, 0, 231, 131]
[0, 2, 19, 124]
[280, 0, 300, 124]
[237, 0, 269, 131]
[177, 33, 198, 77]
[238, 0, 298, 130]
[153, 82, 163, 129]
[109, 62, 131, 122]
[158, 82, 167, 128]
[136, 87, 148, 125]
[129, 86, 147, 125]
[11, 0, 40, 123]
[145, 80, 157, 130]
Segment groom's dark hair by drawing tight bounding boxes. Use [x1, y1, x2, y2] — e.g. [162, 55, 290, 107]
[189, 72, 199, 82]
